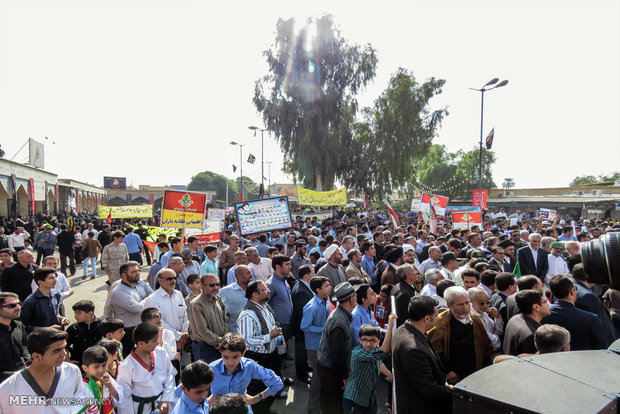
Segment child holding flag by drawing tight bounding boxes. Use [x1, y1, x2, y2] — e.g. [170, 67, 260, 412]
[78, 345, 123, 413]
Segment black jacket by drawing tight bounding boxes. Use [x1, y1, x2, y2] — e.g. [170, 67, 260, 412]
[392, 322, 452, 414]
[66, 317, 103, 364]
[0, 320, 31, 383]
[542, 300, 607, 351]
[516, 246, 548, 280]
[57, 230, 75, 253]
[0, 262, 38, 302]
[391, 281, 417, 327]
[291, 280, 314, 336]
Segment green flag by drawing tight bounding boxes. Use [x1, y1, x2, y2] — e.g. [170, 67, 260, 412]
[513, 261, 522, 279]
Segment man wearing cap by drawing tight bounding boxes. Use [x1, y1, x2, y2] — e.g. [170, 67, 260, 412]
[317, 282, 357, 414]
[418, 246, 442, 279]
[380, 246, 404, 287]
[317, 245, 347, 302]
[517, 233, 549, 282]
[440, 252, 460, 285]
[546, 242, 569, 285]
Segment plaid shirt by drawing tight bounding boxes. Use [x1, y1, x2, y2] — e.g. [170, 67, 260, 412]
[343, 345, 390, 407]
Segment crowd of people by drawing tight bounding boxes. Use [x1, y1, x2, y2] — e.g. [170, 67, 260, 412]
[0, 208, 618, 413]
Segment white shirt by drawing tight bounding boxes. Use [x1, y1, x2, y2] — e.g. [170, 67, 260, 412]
[546, 255, 569, 284]
[144, 288, 189, 340]
[82, 228, 99, 241]
[0, 362, 83, 414]
[472, 308, 503, 351]
[160, 328, 178, 362]
[116, 346, 175, 414]
[420, 283, 437, 297]
[7, 232, 29, 251]
[529, 245, 539, 267]
[250, 258, 273, 282]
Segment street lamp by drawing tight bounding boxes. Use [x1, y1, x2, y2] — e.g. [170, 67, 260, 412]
[469, 78, 508, 189]
[248, 125, 267, 197]
[265, 161, 272, 196]
[230, 141, 245, 201]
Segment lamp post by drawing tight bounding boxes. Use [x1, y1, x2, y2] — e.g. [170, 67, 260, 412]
[469, 78, 508, 189]
[248, 126, 267, 197]
[265, 161, 272, 196]
[230, 141, 245, 201]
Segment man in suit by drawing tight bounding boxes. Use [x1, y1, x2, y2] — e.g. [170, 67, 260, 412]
[291, 264, 316, 382]
[392, 295, 452, 414]
[488, 246, 512, 273]
[497, 240, 516, 272]
[391, 264, 420, 327]
[572, 264, 615, 345]
[380, 246, 404, 287]
[542, 274, 608, 350]
[516, 233, 548, 281]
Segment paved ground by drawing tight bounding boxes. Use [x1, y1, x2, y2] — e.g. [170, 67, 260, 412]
[62, 263, 391, 413]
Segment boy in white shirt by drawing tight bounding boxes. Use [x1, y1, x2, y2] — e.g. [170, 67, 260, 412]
[78, 345, 123, 413]
[116, 322, 175, 414]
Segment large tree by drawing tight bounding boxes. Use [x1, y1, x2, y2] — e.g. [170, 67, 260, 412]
[455, 148, 496, 195]
[341, 69, 447, 201]
[410, 144, 460, 199]
[187, 171, 237, 202]
[253, 15, 377, 190]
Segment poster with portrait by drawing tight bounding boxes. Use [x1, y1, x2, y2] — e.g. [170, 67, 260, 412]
[234, 196, 293, 236]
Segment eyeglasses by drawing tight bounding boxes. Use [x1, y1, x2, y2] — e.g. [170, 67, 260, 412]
[207, 283, 221, 287]
[360, 338, 379, 344]
[0, 303, 20, 309]
[163, 277, 178, 281]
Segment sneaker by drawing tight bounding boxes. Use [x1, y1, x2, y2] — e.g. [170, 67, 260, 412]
[90, 275, 95, 280]
[81, 275, 87, 280]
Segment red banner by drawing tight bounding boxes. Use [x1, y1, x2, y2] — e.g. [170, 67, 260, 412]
[472, 189, 488, 209]
[29, 179, 35, 215]
[419, 193, 449, 217]
[186, 232, 221, 244]
[149, 194, 154, 204]
[452, 211, 483, 229]
[55, 183, 59, 213]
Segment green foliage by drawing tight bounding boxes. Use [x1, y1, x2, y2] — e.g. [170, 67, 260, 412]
[455, 148, 496, 194]
[569, 172, 619, 187]
[341, 69, 448, 201]
[253, 15, 378, 190]
[412, 144, 460, 199]
[187, 171, 237, 202]
[235, 176, 260, 199]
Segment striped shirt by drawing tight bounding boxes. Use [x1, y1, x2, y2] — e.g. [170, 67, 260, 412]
[238, 301, 277, 354]
[187, 293, 228, 347]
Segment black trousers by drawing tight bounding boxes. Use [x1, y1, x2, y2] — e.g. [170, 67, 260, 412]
[294, 332, 309, 379]
[318, 363, 345, 414]
[244, 350, 283, 414]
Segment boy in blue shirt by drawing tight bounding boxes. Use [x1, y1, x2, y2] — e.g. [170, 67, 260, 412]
[343, 313, 397, 414]
[171, 360, 214, 414]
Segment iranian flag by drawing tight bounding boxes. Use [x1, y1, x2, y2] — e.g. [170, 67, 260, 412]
[384, 201, 399, 226]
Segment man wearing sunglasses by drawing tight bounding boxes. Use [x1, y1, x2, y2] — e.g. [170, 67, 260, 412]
[0, 292, 30, 383]
[187, 274, 228, 364]
[145, 268, 190, 351]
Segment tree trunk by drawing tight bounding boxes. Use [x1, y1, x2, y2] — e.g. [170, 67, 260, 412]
[315, 168, 323, 191]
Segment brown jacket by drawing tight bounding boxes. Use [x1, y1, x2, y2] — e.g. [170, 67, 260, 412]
[82, 238, 102, 258]
[427, 309, 494, 372]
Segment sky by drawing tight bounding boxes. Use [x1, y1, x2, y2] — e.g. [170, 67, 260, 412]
[0, 0, 618, 192]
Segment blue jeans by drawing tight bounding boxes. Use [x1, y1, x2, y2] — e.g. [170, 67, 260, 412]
[343, 396, 377, 414]
[191, 341, 221, 364]
[83, 256, 97, 277]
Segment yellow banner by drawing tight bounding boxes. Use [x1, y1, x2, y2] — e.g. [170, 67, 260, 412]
[98, 205, 153, 219]
[296, 187, 347, 206]
[129, 225, 180, 243]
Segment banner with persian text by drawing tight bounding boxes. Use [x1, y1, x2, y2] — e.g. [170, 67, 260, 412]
[296, 186, 347, 206]
[98, 205, 153, 219]
[160, 190, 208, 228]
